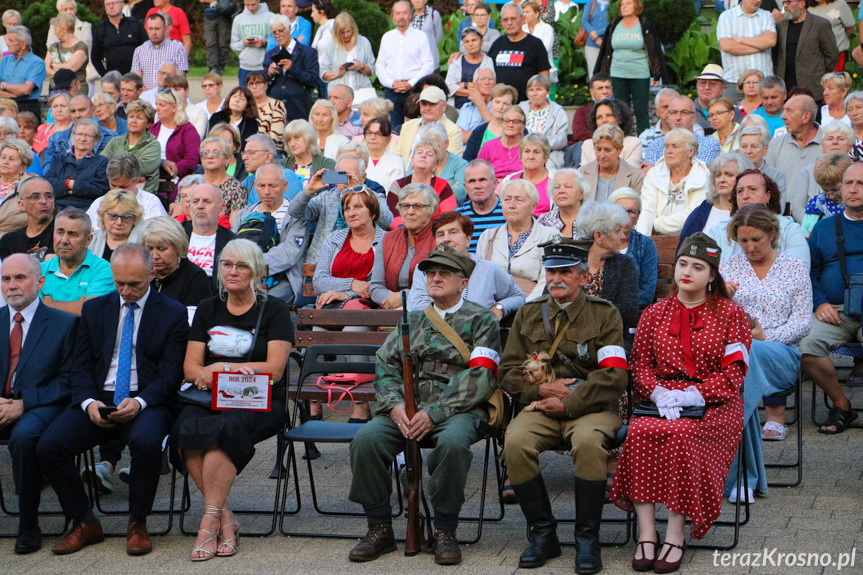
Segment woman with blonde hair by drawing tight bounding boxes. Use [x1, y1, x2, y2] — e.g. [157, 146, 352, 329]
[820, 71, 852, 129]
[34, 92, 71, 154]
[206, 123, 246, 181]
[46, 0, 95, 93]
[320, 13, 375, 92]
[284, 119, 336, 187]
[143, 216, 212, 305]
[0, 10, 22, 56]
[200, 137, 246, 219]
[309, 99, 350, 161]
[89, 190, 145, 261]
[151, 88, 200, 188]
[45, 13, 89, 95]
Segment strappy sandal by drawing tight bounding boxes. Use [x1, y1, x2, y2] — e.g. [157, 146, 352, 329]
[216, 507, 240, 557]
[631, 531, 659, 571]
[761, 421, 788, 441]
[818, 406, 858, 435]
[190, 505, 221, 562]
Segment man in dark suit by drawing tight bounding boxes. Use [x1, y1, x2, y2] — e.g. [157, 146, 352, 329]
[0, 254, 77, 554]
[265, 14, 320, 122]
[37, 244, 189, 556]
[773, 0, 838, 101]
[183, 183, 236, 290]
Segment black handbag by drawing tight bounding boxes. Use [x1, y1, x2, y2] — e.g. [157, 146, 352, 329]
[835, 215, 863, 320]
[632, 401, 705, 419]
[178, 295, 268, 407]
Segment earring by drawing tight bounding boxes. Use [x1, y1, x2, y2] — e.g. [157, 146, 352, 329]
[707, 282, 713, 293]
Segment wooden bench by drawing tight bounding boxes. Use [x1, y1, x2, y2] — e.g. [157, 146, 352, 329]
[652, 236, 679, 302]
[294, 308, 402, 348]
[302, 263, 316, 299]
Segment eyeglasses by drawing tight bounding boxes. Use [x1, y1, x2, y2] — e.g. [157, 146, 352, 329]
[220, 260, 252, 272]
[708, 110, 732, 119]
[272, 27, 288, 36]
[23, 193, 54, 202]
[742, 81, 760, 86]
[247, 80, 265, 86]
[341, 185, 372, 197]
[106, 212, 135, 222]
[72, 132, 97, 139]
[503, 118, 524, 124]
[668, 110, 694, 117]
[624, 209, 640, 217]
[201, 83, 220, 89]
[398, 202, 429, 212]
[200, 150, 224, 158]
[364, 130, 384, 137]
[241, 148, 267, 156]
[426, 268, 464, 280]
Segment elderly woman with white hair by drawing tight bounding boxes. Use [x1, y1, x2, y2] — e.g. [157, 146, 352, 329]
[735, 124, 786, 203]
[177, 239, 293, 561]
[388, 139, 457, 228]
[609, 188, 659, 309]
[0, 137, 32, 237]
[46, 119, 111, 210]
[143, 216, 212, 305]
[820, 71, 852, 129]
[790, 121, 854, 224]
[0, 10, 22, 55]
[495, 133, 555, 215]
[310, 99, 350, 161]
[88, 189, 145, 261]
[34, 92, 71, 154]
[518, 75, 568, 168]
[45, 12, 90, 95]
[476, 178, 555, 301]
[580, 124, 644, 201]
[418, 122, 468, 203]
[536, 168, 588, 238]
[678, 152, 755, 249]
[284, 119, 336, 188]
[636, 128, 711, 236]
[200, 137, 246, 220]
[370, 183, 439, 309]
[92, 92, 126, 136]
[575, 201, 640, 330]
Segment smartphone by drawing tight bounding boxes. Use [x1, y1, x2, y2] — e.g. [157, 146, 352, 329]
[98, 405, 118, 419]
[344, 61, 354, 70]
[322, 170, 349, 186]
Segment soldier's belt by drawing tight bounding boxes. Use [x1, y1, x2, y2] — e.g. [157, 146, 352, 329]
[419, 361, 464, 377]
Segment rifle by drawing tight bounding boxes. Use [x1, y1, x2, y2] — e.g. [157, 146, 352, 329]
[400, 291, 429, 556]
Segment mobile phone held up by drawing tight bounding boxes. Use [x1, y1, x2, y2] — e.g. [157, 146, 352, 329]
[322, 170, 349, 186]
[98, 405, 118, 419]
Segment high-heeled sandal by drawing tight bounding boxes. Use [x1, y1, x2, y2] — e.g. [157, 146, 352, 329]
[653, 540, 687, 574]
[631, 531, 659, 571]
[216, 507, 240, 557]
[190, 505, 221, 562]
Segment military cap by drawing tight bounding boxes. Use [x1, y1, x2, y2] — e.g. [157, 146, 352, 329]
[539, 235, 590, 268]
[676, 232, 722, 268]
[418, 243, 476, 277]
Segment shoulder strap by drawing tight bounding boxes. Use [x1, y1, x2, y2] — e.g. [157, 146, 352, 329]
[588, 0, 598, 23]
[423, 304, 470, 363]
[245, 295, 268, 362]
[835, 214, 849, 288]
[540, 302, 576, 369]
[484, 226, 500, 262]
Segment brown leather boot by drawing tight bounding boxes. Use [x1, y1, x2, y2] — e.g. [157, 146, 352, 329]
[51, 520, 104, 555]
[126, 521, 153, 556]
[432, 529, 462, 565]
[348, 523, 397, 562]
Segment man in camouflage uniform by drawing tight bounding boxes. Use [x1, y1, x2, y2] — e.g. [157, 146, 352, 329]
[348, 243, 501, 566]
[499, 237, 628, 575]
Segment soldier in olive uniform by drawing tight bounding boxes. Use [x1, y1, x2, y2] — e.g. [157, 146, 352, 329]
[348, 244, 501, 566]
[499, 237, 629, 575]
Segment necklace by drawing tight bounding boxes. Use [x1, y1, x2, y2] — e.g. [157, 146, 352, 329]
[677, 294, 706, 306]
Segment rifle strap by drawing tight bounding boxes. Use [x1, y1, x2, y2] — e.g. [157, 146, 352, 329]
[423, 305, 471, 364]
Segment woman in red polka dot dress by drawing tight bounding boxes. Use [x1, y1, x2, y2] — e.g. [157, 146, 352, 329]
[611, 232, 752, 573]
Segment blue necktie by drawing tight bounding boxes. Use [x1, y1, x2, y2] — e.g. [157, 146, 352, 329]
[113, 302, 138, 405]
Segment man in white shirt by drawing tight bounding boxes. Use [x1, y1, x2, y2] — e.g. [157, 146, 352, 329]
[139, 61, 178, 105]
[376, 0, 434, 132]
[717, 0, 777, 101]
[87, 154, 167, 230]
[183, 184, 236, 283]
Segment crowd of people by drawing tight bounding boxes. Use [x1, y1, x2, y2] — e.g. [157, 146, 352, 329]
[0, 0, 862, 572]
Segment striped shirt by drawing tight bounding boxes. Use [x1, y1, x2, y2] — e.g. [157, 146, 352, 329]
[457, 196, 506, 254]
[716, 6, 775, 83]
[130, 39, 189, 90]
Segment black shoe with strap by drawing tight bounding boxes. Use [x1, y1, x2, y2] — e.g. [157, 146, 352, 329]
[348, 523, 397, 562]
[512, 475, 562, 568]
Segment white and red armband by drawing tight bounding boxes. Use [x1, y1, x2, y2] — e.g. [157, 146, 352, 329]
[722, 342, 749, 374]
[469, 347, 501, 375]
[597, 345, 627, 370]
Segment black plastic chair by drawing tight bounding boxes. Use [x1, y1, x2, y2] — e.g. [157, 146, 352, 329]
[762, 369, 803, 488]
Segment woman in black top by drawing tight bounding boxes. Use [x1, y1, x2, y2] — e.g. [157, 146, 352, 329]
[142, 217, 212, 306]
[174, 239, 293, 561]
[207, 86, 260, 143]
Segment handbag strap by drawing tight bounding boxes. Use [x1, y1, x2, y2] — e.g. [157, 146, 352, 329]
[588, 0, 597, 23]
[245, 294, 268, 362]
[484, 226, 500, 262]
[423, 304, 470, 364]
[540, 303, 577, 372]
[835, 214, 850, 289]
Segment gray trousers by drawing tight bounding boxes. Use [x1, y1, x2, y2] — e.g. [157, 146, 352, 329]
[203, 16, 232, 72]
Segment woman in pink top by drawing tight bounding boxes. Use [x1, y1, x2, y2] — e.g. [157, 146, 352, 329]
[478, 105, 525, 179]
[494, 133, 554, 216]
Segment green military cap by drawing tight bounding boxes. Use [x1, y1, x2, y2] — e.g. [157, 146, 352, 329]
[418, 243, 476, 277]
[676, 232, 722, 268]
[539, 234, 590, 268]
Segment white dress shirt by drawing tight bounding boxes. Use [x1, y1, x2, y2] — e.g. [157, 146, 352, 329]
[375, 27, 433, 90]
[7, 298, 39, 386]
[81, 289, 151, 412]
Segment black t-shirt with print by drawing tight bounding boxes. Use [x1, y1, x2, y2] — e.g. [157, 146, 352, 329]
[488, 34, 551, 103]
[0, 221, 55, 261]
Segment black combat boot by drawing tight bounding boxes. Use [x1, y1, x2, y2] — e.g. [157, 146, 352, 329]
[512, 475, 562, 568]
[574, 477, 606, 574]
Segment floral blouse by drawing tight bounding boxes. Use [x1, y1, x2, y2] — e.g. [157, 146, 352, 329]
[526, 105, 550, 135]
[537, 208, 580, 239]
[719, 251, 812, 348]
[584, 265, 604, 298]
[218, 178, 248, 216]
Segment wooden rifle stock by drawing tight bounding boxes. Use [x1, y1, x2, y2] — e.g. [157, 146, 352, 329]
[400, 291, 425, 556]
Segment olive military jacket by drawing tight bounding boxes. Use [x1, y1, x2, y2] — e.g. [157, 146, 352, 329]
[374, 300, 501, 425]
[499, 291, 628, 420]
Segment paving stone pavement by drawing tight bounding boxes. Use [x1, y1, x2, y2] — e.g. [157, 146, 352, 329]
[1, 377, 862, 575]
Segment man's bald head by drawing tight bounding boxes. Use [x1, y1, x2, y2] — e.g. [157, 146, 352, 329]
[190, 183, 225, 234]
[668, 96, 697, 130]
[69, 95, 93, 122]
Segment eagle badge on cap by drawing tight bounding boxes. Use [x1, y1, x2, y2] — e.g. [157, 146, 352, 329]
[690, 245, 697, 255]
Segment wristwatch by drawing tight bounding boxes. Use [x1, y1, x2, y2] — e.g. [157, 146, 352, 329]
[0, 82, 6, 91]
[494, 303, 504, 312]
[223, 362, 231, 372]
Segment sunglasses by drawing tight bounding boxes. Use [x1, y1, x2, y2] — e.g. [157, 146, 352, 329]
[340, 184, 372, 197]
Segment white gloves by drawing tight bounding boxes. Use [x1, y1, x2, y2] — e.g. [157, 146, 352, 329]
[650, 386, 704, 421]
